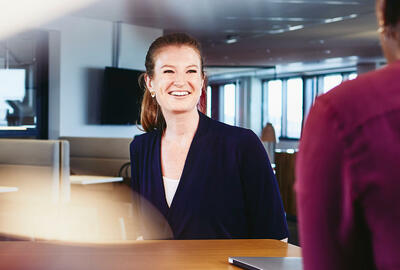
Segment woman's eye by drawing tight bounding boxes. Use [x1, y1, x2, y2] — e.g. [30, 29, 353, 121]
[187, 69, 197, 73]
[163, 70, 174, 73]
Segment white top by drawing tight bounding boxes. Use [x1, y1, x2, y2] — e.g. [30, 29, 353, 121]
[163, 176, 180, 207]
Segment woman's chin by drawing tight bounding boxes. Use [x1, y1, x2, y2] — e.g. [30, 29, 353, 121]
[164, 106, 198, 115]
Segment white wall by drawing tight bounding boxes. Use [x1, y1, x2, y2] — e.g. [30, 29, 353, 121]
[44, 16, 162, 139]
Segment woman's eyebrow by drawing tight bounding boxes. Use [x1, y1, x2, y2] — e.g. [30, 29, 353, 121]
[186, 65, 199, 69]
[160, 65, 175, 69]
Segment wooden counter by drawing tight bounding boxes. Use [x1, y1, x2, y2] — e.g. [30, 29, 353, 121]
[0, 239, 301, 270]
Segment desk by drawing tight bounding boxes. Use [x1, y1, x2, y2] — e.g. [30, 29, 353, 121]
[0, 239, 301, 269]
[70, 175, 123, 185]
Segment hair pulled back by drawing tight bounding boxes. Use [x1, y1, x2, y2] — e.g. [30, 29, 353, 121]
[139, 33, 207, 132]
[383, 0, 400, 27]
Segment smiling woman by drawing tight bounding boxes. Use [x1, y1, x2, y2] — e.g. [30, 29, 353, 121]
[130, 33, 288, 240]
[139, 33, 207, 132]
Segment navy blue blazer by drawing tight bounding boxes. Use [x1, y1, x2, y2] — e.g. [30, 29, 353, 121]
[130, 112, 288, 239]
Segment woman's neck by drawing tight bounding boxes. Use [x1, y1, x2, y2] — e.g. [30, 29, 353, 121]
[162, 109, 199, 141]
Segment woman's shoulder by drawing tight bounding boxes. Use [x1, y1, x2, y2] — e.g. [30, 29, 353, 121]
[130, 130, 159, 153]
[204, 115, 260, 146]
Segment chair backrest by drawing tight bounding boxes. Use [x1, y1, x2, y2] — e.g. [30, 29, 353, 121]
[60, 137, 132, 177]
[0, 139, 70, 202]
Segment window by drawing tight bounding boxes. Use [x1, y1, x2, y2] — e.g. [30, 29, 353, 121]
[263, 77, 303, 139]
[0, 30, 48, 138]
[348, 73, 357, 80]
[265, 80, 282, 137]
[206, 85, 212, 117]
[263, 71, 356, 140]
[322, 74, 342, 94]
[286, 78, 303, 138]
[223, 83, 236, 125]
[0, 69, 27, 126]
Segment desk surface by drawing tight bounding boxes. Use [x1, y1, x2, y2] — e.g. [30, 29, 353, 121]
[70, 175, 123, 185]
[0, 239, 300, 270]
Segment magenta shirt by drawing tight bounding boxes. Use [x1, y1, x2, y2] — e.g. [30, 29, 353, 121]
[295, 61, 400, 270]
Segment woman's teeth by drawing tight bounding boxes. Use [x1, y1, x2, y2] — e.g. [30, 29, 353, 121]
[170, 91, 189, 96]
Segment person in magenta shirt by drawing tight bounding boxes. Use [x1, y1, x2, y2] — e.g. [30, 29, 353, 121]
[295, 0, 400, 269]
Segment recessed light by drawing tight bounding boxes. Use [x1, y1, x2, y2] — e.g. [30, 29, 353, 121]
[268, 29, 286, 34]
[225, 35, 238, 44]
[288, 25, 304, 31]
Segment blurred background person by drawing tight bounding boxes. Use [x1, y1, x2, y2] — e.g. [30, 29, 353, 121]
[295, 0, 400, 269]
[260, 122, 277, 164]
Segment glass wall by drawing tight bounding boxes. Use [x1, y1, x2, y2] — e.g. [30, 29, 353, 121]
[265, 80, 282, 138]
[0, 30, 48, 138]
[286, 78, 303, 138]
[322, 74, 342, 94]
[223, 83, 236, 126]
[206, 85, 212, 117]
[262, 71, 356, 139]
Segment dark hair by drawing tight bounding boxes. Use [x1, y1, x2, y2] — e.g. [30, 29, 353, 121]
[383, 0, 400, 27]
[139, 33, 207, 132]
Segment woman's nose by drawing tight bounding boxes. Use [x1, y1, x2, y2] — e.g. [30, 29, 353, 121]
[173, 72, 185, 87]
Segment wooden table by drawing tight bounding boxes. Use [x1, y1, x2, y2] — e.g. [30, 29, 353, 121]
[0, 239, 301, 269]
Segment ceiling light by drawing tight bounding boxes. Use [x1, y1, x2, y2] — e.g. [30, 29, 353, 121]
[288, 25, 304, 31]
[325, 17, 344, 23]
[225, 35, 238, 44]
[252, 17, 305, 22]
[268, 29, 286, 34]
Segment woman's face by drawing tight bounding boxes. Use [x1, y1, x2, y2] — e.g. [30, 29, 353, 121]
[145, 45, 204, 116]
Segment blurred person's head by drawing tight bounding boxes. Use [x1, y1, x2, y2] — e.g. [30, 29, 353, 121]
[139, 33, 207, 132]
[376, 0, 400, 63]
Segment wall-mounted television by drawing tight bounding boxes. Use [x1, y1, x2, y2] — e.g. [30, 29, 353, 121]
[101, 67, 144, 125]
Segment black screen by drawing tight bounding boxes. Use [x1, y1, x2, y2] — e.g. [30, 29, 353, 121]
[101, 67, 144, 125]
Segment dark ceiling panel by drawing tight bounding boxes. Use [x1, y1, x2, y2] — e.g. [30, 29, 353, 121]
[72, 0, 381, 66]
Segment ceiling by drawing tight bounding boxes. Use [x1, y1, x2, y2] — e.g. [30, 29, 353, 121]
[71, 0, 381, 67]
[0, 0, 382, 68]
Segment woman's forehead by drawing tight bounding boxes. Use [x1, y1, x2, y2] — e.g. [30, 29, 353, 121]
[154, 45, 201, 67]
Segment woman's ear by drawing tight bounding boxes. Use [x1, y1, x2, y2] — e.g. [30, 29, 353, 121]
[144, 74, 153, 91]
[201, 73, 207, 89]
